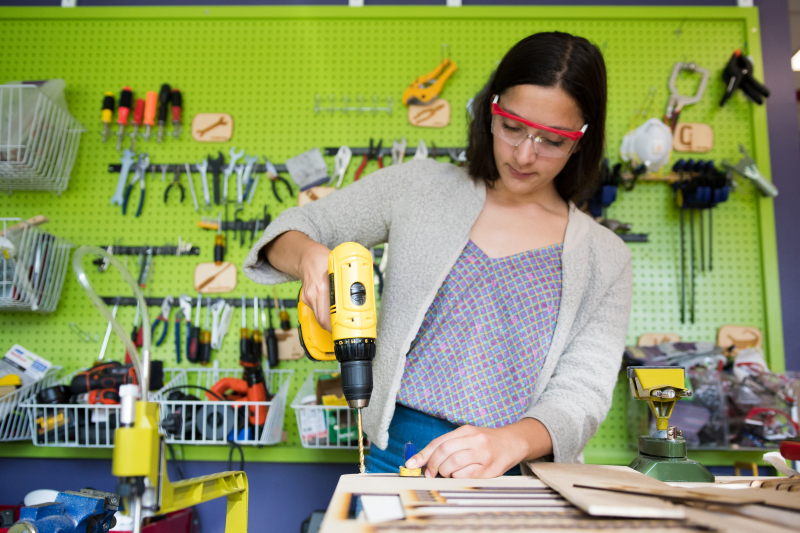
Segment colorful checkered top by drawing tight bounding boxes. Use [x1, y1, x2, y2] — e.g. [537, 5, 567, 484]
[396, 240, 563, 428]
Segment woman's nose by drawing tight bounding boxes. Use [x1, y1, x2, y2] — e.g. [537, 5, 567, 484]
[514, 136, 538, 166]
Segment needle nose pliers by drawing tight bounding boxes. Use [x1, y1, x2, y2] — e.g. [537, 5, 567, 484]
[354, 138, 383, 181]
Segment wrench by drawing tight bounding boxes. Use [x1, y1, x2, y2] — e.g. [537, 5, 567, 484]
[247, 171, 259, 204]
[111, 149, 136, 205]
[242, 154, 258, 197]
[235, 164, 245, 206]
[208, 152, 226, 205]
[222, 147, 244, 202]
[195, 159, 211, 210]
[210, 298, 226, 349]
[184, 162, 200, 212]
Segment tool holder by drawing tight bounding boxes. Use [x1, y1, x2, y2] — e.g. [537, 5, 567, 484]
[94, 244, 200, 257]
[159, 367, 293, 446]
[0, 218, 73, 313]
[291, 369, 371, 450]
[100, 295, 297, 309]
[107, 162, 289, 175]
[0, 84, 85, 195]
[323, 145, 466, 158]
[0, 365, 62, 442]
[314, 94, 393, 115]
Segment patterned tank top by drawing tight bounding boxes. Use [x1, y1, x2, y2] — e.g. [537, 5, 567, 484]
[396, 240, 563, 428]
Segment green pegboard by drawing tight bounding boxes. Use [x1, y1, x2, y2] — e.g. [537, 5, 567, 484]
[0, 6, 783, 466]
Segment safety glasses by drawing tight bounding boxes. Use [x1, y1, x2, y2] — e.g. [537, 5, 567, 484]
[490, 95, 588, 158]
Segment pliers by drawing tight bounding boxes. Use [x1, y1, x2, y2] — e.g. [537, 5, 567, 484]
[123, 153, 148, 217]
[163, 165, 185, 204]
[150, 295, 174, 347]
[177, 294, 193, 361]
[354, 138, 383, 181]
[266, 157, 294, 203]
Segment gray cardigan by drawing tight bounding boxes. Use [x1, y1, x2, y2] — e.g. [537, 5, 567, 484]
[244, 159, 632, 463]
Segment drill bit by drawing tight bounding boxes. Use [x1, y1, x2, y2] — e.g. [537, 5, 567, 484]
[357, 408, 365, 474]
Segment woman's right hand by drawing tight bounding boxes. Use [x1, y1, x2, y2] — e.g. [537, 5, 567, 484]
[299, 242, 333, 332]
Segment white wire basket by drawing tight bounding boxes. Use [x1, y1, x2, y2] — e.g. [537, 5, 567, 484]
[158, 367, 293, 446]
[24, 367, 174, 448]
[0, 82, 85, 195]
[0, 365, 61, 442]
[291, 369, 370, 450]
[0, 218, 73, 313]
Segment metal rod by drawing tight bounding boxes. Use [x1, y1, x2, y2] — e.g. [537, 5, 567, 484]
[679, 208, 685, 324]
[108, 163, 288, 174]
[101, 296, 296, 308]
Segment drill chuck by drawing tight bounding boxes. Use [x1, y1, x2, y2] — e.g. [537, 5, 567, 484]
[340, 359, 373, 409]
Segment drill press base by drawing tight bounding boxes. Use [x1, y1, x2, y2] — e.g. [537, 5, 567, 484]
[629, 436, 714, 482]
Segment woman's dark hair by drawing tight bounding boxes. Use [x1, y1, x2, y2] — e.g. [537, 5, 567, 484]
[466, 31, 607, 204]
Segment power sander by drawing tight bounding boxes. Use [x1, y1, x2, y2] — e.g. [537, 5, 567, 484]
[297, 242, 377, 473]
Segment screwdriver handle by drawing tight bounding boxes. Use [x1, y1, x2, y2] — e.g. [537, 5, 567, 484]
[117, 87, 132, 126]
[266, 327, 279, 368]
[101, 92, 115, 124]
[188, 325, 200, 363]
[132, 98, 145, 126]
[157, 83, 172, 123]
[199, 330, 212, 365]
[144, 91, 157, 127]
[171, 89, 182, 122]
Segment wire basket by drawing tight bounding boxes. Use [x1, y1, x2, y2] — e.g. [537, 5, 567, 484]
[291, 369, 370, 450]
[0, 82, 85, 195]
[0, 218, 73, 313]
[158, 367, 293, 446]
[0, 365, 61, 442]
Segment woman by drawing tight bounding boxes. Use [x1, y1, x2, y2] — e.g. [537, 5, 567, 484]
[244, 31, 632, 478]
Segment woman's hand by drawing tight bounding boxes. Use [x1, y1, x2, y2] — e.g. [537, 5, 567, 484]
[405, 418, 552, 478]
[299, 241, 334, 332]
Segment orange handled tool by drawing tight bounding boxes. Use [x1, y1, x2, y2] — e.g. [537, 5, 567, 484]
[143, 90, 157, 141]
[208, 373, 268, 425]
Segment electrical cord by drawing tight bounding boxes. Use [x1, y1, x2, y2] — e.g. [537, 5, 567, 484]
[159, 385, 226, 402]
[228, 442, 245, 472]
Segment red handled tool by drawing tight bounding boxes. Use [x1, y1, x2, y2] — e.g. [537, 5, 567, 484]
[130, 98, 145, 151]
[116, 87, 132, 151]
[354, 138, 383, 181]
[171, 88, 182, 138]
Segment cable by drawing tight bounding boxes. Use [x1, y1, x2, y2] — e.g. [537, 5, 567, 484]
[72, 246, 150, 396]
[160, 385, 225, 402]
[166, 443, 185, 481]
[228, 442, 245, 472]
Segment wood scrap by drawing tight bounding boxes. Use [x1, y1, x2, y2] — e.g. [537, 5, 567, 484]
[0, 215, 48, 236]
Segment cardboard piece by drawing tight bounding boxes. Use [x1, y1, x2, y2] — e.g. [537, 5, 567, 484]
[637, 332, 681, 346]
[673, 123, 713, 152]
[193, 262, 237, 293]
[191, 113, 233, 142]
[298, 186, 335, 207]
[408, 99, 451, 128]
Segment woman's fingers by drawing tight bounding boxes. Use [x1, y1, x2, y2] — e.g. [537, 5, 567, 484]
[424, 435, 478, 478]
[407, 426, 472, 469]
[437, 449, 481, 478]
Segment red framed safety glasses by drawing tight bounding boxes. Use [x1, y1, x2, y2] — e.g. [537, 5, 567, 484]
[491, 95, 588, 142]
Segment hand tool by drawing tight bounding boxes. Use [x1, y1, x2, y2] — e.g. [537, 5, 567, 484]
[266, 158, 293, 203]
[720, 50, 770, 107]
[665, 62, 709, 130]
[392, 138, 407, 166]
[240, 294, 252, 366]
[122, 153, 148, 217]
[251, 296, 262, 361]
[722, 144, 778, 197]
[124, 303, 143, 365]
[111, 149, 136, 206]
[156, 83, 172, 143]
[298, 243, 377, 474]
[72, 388, 121, 405]
[262, 298, 278, 368]
[447, 148, 466, 164]
[222, 147, 245, 203]
[184, 162, 200, 212]
[101, 91, 115, 143]
[198, 296, 212, 365]
[188, 292, 201, 363]
[174, 309, 185, 364]
[402, 46, 458, 105]
[242, 154, 258, 193]
[164, 165, 185, 204]
[354, 138, 383, 181]
[150, 295, 174, 347]
[210, 298, 226, 349]
[214, 212, 226, 264]
[195, 158, 212, 210]
[129, 98, 144, 151]
[627, 366, 713, 482]
[116, 86, 132, 151]
[235, 164, 245, 206]
[143, 90, 157, 141]
[171, 88, 182, 138]
[97, 299, 119, 362]
[218, 302, 234, 350]
[160, 163, 168, 182]
[208, 151, 226, 205]
[246, 168, 259, 204]
[176, 294, 193, 363]
[273, 287, 290, 330]
[413, 139, 428, 160]
[672, 160, 687, 324]
[333, 146, 352, 189]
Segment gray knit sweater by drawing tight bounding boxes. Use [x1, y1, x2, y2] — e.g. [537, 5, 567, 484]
[244, 159, 632, 463]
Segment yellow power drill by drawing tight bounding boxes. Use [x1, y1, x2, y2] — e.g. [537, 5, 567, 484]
[297, 242, 377, 473]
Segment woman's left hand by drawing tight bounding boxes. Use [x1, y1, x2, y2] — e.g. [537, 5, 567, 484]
[405, 418, 552, 478]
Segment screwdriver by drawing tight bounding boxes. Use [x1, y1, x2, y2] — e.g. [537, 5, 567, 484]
[214, 212, 225, 264]
[251, 296, 262, 362]
[240, 294, 252, 364]
[262, 298, 279, 368]
[143, 90, 157, 141]
[130, 98, 145, 151]
[116, 87, 132, 151]
[274, 287, 291, 330]
[157, 83, 172, 143]
[171, 88, 182, 139]
[188, 292, 201, 363]
[199, 296, 212, 365]
[101, 91, 115, 143]
[125, 302, 143, 365]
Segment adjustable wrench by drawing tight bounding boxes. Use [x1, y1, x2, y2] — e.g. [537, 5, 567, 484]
[222, 147, 244, 203]
[111, 149, 136, 205]
[195, 159, 211, 210]
[235, 164, 245, 206]
[208, 152, 226, 205]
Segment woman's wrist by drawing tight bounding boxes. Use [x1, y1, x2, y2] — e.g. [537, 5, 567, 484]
[501, 417, 554, 466]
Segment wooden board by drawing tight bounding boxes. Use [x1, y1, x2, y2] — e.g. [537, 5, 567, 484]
[637, 332, 681, 346]
[717, 324, 763, 354]
[298, 186, 335, 207]
[672, 123, 713, 152]
[193, 261, 237, 293]
[191, 112, 233, 142]
[407, 100, 451, 128]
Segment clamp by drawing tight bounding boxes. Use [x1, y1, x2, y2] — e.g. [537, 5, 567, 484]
[164, 165, 185, 204]
[722, 144, 779, 197]
[665, 62, 709, 129]
[266, 157, 294, 203]
[720, 50, 770, 107]
[354, 138, 383, 181]
[402, 46, 458, 105]
[122, 153, 148, 217]
[150, 295, 174, 347]
[333, 145, 352, 189]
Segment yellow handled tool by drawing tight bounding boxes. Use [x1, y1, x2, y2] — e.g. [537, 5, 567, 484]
[402, 56, 458, 106]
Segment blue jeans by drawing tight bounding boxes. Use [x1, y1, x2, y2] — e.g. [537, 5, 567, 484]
[364, 403, 522, 476]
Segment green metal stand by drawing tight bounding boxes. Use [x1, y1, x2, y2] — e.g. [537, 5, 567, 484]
[629, 436, 715, 482]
